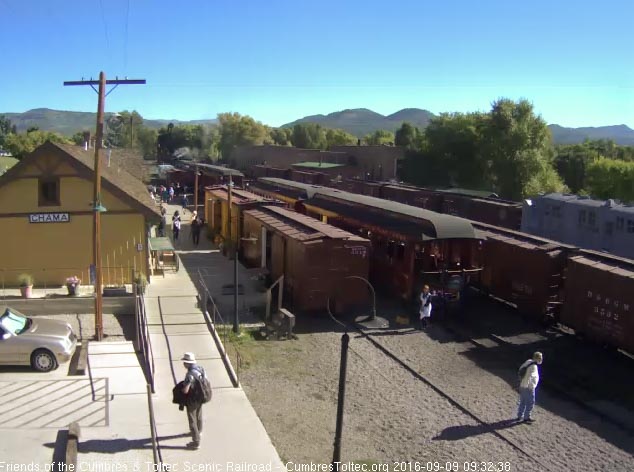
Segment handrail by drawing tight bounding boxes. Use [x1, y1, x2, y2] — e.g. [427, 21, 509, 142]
[136, 291, 156, 393]
[197, 270, 241, 387]
[146, 383, 162, 466]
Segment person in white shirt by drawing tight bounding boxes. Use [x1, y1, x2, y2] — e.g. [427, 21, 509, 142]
[516, 351, 543, 423]
[419, 285, 432, 329]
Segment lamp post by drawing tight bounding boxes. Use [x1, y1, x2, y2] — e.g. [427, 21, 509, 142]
[332, 331, 350, 466]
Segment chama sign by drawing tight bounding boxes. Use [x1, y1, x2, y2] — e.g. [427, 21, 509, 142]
[29, 213, 71, 224]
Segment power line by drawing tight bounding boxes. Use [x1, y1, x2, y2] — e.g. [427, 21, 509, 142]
[97, 0, 111, 57]
[123, 0, 130, 72]
[0, 0, 16, 14]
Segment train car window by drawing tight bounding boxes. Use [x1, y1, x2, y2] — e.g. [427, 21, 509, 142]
[627, 220, 634, 233]
[616, 217, 624, 230]
[578, 210, 587, 225]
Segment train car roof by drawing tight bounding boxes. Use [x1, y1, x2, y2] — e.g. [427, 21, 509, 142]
[180, 162, 244, 177]
[257, 177, 477, 240]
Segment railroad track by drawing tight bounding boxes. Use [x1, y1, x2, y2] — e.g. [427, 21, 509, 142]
[347, 322, 556, 472]
[437, 317, 634, 436]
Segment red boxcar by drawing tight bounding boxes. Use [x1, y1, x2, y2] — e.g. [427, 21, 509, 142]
[561, 254, 634, 354]
[477, 226, 568, 320]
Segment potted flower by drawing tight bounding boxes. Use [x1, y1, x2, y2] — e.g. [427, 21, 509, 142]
[134, 273, 148, 295]
[66, 276, 81, 296]
[18, 273, 34, 298]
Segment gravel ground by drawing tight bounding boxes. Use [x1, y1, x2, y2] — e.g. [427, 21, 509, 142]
[237, 302, 634, 472]
[30, 312, 135, 341]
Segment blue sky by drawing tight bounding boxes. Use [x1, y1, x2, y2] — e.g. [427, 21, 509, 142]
[0, 0, 632, 127]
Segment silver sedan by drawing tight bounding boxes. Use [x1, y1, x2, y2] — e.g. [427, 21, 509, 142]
[0, 307, 77, 372]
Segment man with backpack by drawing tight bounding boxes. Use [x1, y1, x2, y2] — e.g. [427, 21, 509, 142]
[180, 352, 212, 449]
[516, 351, 543, 423]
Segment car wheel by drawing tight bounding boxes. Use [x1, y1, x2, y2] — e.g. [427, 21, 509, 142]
[31, 349, 58, 372]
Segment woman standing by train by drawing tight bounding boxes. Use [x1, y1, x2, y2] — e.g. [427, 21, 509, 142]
[419, 284, 432, 329]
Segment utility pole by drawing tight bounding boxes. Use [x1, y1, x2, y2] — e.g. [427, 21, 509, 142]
[228, 174, 239, 333]
[194, 163, 199, 213]
[64, 73, 146, 341]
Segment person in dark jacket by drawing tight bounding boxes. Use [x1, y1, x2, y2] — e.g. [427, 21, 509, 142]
[181, 352, 204, 449]
[173, 381, 188, 410]
[191, 218, 201, 246]
[173, 211, 181, 242]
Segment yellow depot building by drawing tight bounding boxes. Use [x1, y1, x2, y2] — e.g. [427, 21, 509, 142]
[0, 141, 160, 288]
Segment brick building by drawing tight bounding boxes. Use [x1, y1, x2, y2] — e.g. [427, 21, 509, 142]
[230, 144, 405, 181]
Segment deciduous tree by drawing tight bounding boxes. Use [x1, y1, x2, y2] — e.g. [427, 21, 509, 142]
[394, 122, 420, 148]
[364, 129, 394, 145]
[217, 112, 271, 159]
[325, 128, 357, 147]
[291, 123, 328, 149]
[586, 158, 634, 202]
[270, 127, 292, 146]
[480, 99, 560, 199]
[4, 131, 71, 160]
[0, 115, 15, 148]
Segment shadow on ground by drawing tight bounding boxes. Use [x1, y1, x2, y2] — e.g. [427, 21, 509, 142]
[433, 419, 522, 441]
[43, 433, 191, 454]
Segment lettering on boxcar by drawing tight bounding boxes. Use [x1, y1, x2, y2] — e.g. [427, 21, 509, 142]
[346, 245, 368, 258]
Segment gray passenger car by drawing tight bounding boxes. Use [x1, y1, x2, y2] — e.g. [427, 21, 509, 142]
[0, 307, 77, 372]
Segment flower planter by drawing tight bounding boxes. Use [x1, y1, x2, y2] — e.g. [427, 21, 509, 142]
[66, 284, 79, 296]
[20, 285, 33, 298]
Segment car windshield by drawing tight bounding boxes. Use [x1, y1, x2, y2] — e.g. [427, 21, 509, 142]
[0, 308, 29, 335]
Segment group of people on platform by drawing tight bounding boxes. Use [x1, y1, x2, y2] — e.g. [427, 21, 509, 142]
[156, 205, 204, 247]
[148, 182, 190, 205]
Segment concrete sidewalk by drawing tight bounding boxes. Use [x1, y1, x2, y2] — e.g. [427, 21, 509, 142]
[142, 221, 285, 470]
[0, 203, 284, 470]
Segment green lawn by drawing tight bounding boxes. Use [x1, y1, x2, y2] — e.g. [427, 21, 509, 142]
[0, 156, 18, 174]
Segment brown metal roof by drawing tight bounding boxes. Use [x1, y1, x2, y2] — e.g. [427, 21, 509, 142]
[205, 185, 276, 205]
[0, 141, 160, 219]
[244, 206, 368, 242]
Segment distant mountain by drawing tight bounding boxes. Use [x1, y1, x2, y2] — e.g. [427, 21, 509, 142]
[386, 108, 435, 127]
[548, 124, 634, 146]
[1, 108, 217, 136]
[284, 107, 634, 145]
[283, 107, 435, 137]
[4, 107, 634, 146]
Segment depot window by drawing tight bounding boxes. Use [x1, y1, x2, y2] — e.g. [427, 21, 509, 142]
[38, 178, 60, 206]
